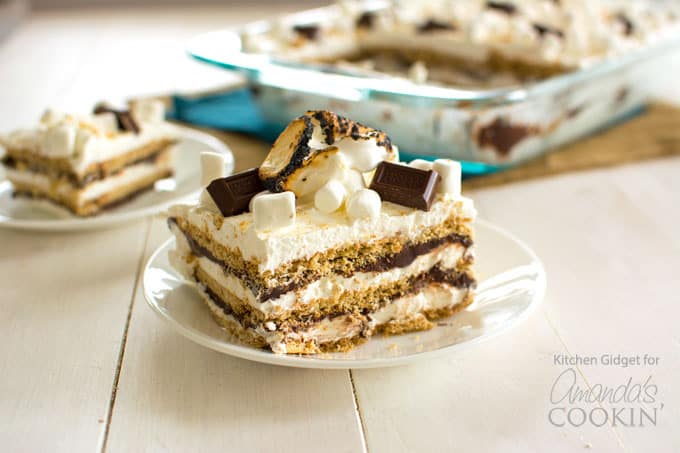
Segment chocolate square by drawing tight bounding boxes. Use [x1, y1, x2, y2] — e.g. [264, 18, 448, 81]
[369, 162, 440, 211]
[206, 168, 265, 217]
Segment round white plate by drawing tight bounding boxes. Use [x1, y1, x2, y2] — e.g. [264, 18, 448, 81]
[0, 127, 233, 231]
[143, 219, 546, 369]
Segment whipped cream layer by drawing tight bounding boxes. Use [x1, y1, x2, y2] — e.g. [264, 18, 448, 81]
[5, 160, 171, 203]
[169, 193, 475, 272]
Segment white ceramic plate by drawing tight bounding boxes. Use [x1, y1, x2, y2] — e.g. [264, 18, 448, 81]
[143, 219, 546, 369]
[0, 127, 233, 231]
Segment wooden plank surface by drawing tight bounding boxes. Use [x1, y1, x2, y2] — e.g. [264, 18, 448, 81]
[0, 222, 149, 452]
[104, 218, 365, 453]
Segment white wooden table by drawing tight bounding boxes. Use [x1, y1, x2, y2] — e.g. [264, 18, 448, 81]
[1, 5, 679, 453]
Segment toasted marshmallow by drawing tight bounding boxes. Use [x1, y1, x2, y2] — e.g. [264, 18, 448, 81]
[433, 159, 461, 196]
[314, 179, 347, 214]
[346, 189, 381, 220]
[200, 151, 229, 186]
[41, 124, 76, 157]
[409, 159, 434, 171]
[252, 191, 296, 232]
[132, 99, 165, 124]
[259, 111, 396, 197]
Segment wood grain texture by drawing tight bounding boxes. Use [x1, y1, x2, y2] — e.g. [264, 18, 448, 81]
[0, 222, 149, 452]
[104, 218, 366, 453]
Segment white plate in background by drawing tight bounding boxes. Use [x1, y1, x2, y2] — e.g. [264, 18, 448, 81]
[0, 126, 233, 231]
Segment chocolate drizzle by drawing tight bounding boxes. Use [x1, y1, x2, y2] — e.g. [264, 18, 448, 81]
[356, 12, 375, 29]
[615, 13, 634, 36]
[417, 20, 456, 33]
[293, 24, 320, 41]
[486, 1, 517, 15]
[532, 23, 565, 39]
[169, 217, 474, 303]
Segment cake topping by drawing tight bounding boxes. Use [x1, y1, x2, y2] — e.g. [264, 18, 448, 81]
[42, 123, 77, 158]
[252, 191, 296, 232]
[200, 151, 230, 186]
[258, 110, 396, 197]
[485, 1, 517, 15]
[417, 20, 456, 33]
[93, 104, 140, 134]
[314, 179, 347, 214]
[408, 159, 433, 171]
[369, 161, 439, 211]
[614, 12, 634, 36]
[206, 168, 265, 217]
[356, 11, 375, 29]
[293, 24, 320, 41]
[532, 23, 564, 39]
[432, 159, 462, 196]
[346, 188, 381, 220]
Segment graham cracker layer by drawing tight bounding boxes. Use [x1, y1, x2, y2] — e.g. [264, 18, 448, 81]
[170, 213, 473, 302]
[193, 255, 475, 328]
[199, 279, 475, 354]
[2, 137, 176, 186]
[9, 152, 173, 216]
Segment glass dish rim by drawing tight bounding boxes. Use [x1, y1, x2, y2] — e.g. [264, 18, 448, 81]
[187, 2, 680, 108]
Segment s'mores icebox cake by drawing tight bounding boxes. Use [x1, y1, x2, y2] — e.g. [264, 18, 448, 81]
[168, 111, 476, 354]
[0, 101, 177, 216]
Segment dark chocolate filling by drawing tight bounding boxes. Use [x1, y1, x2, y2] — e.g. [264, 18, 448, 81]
[169, 217, 473, 303]
[199, 264, 474, 332]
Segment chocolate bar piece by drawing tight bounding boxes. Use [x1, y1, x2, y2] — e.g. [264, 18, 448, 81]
[369, 162, 439, 211]
[207, 168, 265, 217]
[93, 104, 140, 134]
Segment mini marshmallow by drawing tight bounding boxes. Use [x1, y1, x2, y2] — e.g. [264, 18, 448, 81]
[433, 159, 461, 196]
[314, 179, 347, 214]
[74, 129, 98, 157]
[198, 189, 220, 213]
[132, 99, 165, 124]
[41, 124, 76, 157]
[252, 191, 296, 232]
[91, 112, 119, 135]
[248, 191, 271, 213]
[346, 189, 381, 220]
[200, 151, 229, 186]
[409, 159, 433, 171]
[342, 169, 366, 194]
[40, 109, 64, 126]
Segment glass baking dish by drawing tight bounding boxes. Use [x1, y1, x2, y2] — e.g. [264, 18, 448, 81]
[187, 3, 680, 173]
